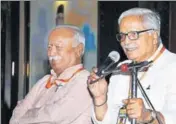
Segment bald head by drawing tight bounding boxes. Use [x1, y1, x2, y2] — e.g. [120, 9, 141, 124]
[49, 25, 85, 54]
[49, 28, 74, 41]
[49, 28, 76, 50]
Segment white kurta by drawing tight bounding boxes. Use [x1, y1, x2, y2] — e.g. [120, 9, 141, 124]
[92, 44, 176, 124]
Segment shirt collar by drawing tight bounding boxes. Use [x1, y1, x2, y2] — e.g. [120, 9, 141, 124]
[147, 43, 164, 62]
[50, 64, 84, 80]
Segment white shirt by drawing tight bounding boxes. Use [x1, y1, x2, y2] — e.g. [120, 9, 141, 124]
[92, 44, 176, 124]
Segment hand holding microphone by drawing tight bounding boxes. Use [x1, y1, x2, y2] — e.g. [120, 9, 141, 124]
[89, 51, 120, 84]
[87, 68, 108, 101]
[96, 51, 120, 77]
[87, 51, 120, 101]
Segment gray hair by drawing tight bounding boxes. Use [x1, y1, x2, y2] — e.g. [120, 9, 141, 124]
[54, 24, 85, 55]
[118, 8, 161, 35]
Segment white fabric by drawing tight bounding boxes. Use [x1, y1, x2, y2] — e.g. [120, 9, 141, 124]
[92, 44, 176, 124]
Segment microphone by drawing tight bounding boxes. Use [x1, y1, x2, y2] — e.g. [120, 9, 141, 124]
[96, 51, 120, 77]
[89, 51, 120, 84]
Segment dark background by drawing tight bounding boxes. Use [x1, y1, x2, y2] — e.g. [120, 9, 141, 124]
[98, 1, 176, 65]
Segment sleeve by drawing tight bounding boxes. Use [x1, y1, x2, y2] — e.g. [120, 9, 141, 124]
[17, 72, 92, 124]
[9, 75, 50, 124]
[91, 76, 121, 124]
[161, 67, 176, 124]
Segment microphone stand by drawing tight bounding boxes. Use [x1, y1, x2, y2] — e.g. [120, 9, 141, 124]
[130, 62, 163, 124]
[130, 62, 138, 124]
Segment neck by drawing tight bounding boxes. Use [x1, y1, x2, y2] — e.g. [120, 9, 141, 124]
[135, 45, 158, 63]
[55, 61, 81, 77]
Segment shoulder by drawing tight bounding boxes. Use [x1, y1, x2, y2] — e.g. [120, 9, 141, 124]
[36, 74, 51, 86]
[72, 69, 90, 86]
[76, 69, 90, 79]
[18, 74, 51, 101]
[152, 50, 176, 86]
[165, 50, 176, 62]
[161, 50, 176, 72]
[30, 74, 51, 91]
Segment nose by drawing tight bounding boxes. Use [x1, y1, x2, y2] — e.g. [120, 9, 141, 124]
[123, 36, 131, 45]
[48, 46, 57, 56]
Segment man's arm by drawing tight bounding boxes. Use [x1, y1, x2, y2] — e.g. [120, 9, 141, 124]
[140, 81, 176, 124]
[155, 66, 176, 124]
[93, 95, 108, 121]
[9, 75, 50, 124]
[160, 73, 176, 124]
[90, 75, 119, 124]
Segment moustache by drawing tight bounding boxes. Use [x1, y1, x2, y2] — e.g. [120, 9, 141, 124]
[123, 43, 138, 49]
[49, 56, 62, 61]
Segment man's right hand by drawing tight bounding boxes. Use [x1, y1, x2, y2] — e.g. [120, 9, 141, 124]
[87, 68, 108, 121]
[87, 67, 108, 102]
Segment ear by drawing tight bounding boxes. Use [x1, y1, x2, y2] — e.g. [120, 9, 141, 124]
[153, 31, 159, 45]
[75, 43, 83, 58]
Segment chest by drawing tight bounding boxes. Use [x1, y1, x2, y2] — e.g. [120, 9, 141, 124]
[111, 71, 168, 111]
[32, 81, 73, 108]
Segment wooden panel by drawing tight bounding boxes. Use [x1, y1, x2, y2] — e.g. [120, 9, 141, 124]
[169, 2, 176, 53]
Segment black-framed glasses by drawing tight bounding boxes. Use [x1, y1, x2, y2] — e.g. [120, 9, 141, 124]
[116, 29, 154, 42]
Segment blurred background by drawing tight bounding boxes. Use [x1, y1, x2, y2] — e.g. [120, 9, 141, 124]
[1, 1, 176, 124]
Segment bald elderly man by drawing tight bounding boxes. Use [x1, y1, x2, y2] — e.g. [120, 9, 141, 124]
[10, 25, 92, 124]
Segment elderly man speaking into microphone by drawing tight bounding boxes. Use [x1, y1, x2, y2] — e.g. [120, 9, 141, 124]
[10, 25, 92, 124]
[88, 8, 176, 124]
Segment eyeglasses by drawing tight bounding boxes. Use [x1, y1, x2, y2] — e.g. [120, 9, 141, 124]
[116, 29, 154, 42]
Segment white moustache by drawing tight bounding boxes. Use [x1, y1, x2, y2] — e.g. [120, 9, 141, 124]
[49, 56, 62, 61]
[124, 44, 138, 49]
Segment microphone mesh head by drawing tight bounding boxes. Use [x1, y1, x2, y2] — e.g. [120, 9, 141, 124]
[108, 51, 120, 62]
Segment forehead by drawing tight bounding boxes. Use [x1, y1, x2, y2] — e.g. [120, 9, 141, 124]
[119, 15, 145, 32]
[48, 28, 74, 44]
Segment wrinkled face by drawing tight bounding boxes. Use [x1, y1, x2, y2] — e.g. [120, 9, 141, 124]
[119, 15, 158, 62]
[48, 28, 82, 75]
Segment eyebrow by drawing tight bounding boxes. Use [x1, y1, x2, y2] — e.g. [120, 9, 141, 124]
[120, 30, 139, 33]
[48, 41, 62, 45]
[48, 44, 63, 47]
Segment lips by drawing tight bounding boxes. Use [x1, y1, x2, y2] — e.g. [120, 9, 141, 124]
[50, 59, 62, 66]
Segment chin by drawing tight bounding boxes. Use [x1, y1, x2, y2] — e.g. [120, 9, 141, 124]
[126, 51, 138, 59]
[129, 57, 142, 62]
[53, 68, 62, 74]
[126, 53, 135, 59]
